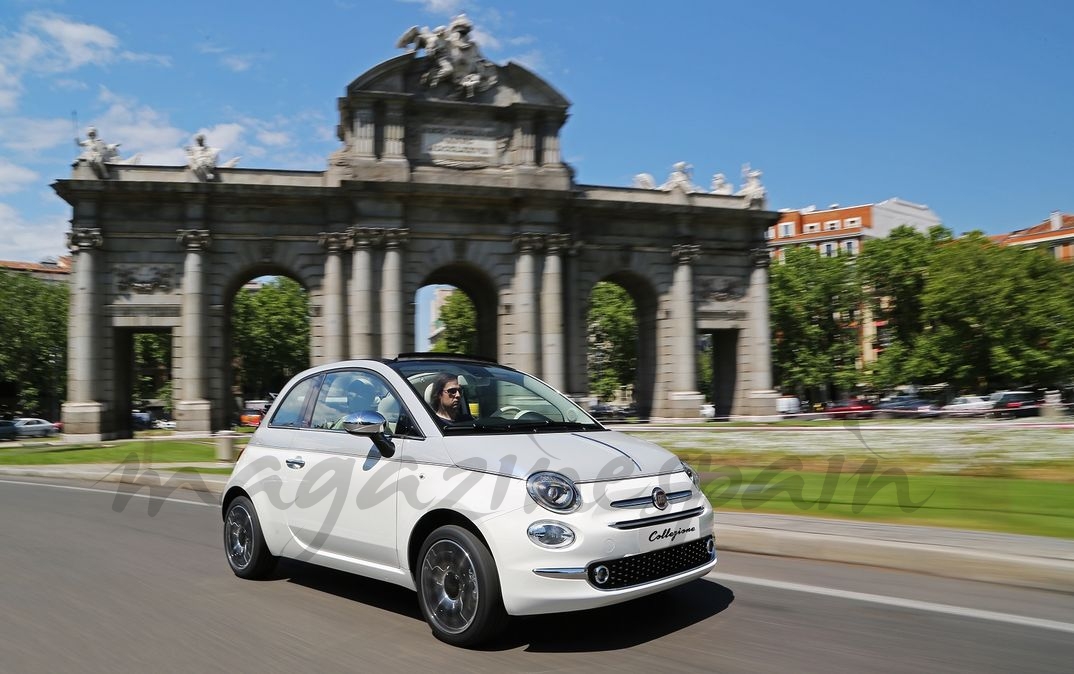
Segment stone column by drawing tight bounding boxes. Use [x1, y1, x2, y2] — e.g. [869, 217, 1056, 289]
[384, 102, 406, 161]
[319, 231, 349, 363]
[353, 105, 376, 159]
[745, 247, 778, 420]
[513, 233, 541, 374]
[514, 112, 536, 167]
[380, 228, 408, 358]
[349, 227, 380, 358]
[65, 228, 103, 404]
[665, 244, 703, 416]
[176, 229, 212, 432]
[541, 118, 561, 166]
[541, 234, 568, 390]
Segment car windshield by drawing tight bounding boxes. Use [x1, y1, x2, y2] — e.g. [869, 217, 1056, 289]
[388, 358, 604, 434]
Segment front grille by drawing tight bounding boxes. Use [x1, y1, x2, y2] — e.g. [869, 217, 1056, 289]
[587, 535, 714, 590]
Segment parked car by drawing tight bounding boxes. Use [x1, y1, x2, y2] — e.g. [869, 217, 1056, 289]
[876, 396, 941, 419]
[588, 403, 625, 420]
[700, 403, 716, 418]
[989, 390, 1041, 418]
[940, 395, 992, 418]
[776, 396, 802, 417]
[153, 419, 177, 430]
[825, 398, 875, 420]
[0, 420, 17, 441]
[222, 355, 716, 647]
[14, 417, 58, 437]
[239, 399, 272, 427]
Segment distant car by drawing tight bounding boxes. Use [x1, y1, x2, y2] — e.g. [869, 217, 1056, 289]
[153, 419, 177, 430]
[776, 396, 802, 417]
[14, 418, 58, 438]
[0, 420, 17, 441]
[588, 403, 625, 420]
[940, 395, 992, 418]
[700, 403, 716, 418]
[825, 399, 875, 420]
[239, 408, 264, 427]
[989, 391, 1041, 418]
[877, 396, 941, 419]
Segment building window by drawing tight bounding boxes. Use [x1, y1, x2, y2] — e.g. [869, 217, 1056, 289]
[765, 227, 773, 240]
[823, 242, 836, 257]
[844, 240, 857, 255]
[825, 220, 841, 231]
[778, 222, 793, 237]
[844, 217, 862, 228]
[804, 223, 819, 233]
[1050, 244, 1061, 260]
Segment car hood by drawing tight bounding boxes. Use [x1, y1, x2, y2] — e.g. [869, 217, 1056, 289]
[443, 430, 682, 482]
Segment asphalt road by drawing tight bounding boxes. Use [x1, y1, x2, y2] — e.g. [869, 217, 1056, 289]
[2, 477, 1072, 673]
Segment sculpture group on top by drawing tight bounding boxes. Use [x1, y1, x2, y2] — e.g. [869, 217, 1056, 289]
[74, 127, 123, 179]
[396, 14, 498, 98]
[73, 127, 239, 181]
[633, 161, 767, 205]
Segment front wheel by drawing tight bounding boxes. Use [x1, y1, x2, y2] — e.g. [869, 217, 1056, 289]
[416, 525, 506, 647]
[223, 495, 277, 579]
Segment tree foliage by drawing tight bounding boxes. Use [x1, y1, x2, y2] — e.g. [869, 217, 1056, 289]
[232, 277, 310, 398]
[770, 247, 862, 400]
[430, 289, 477, 354]
[0, 271, 68, 416]
[587, 282, 637, 400]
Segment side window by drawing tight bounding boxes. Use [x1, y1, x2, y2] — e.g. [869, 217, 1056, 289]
[308, 369, 416, 436]
[270, 376, 318, 427]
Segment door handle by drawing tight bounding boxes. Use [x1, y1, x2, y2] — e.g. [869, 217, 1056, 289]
[285, 457, 305, 469]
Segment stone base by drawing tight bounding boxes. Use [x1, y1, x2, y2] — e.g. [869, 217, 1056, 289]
[175, 399, 213, 434]
[61, 401, 113, 441]
[737, 389, 781, 421]
[658, 391, 705, 420]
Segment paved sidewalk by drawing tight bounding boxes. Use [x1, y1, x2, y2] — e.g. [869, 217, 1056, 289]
[2, 462, 1072, 593]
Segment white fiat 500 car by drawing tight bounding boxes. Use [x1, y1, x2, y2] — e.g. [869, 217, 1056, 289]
[222, 354, 715, 646]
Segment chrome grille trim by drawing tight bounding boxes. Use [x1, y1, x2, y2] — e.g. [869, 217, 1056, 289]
[610, 489, 692, 509]
[609, 506, 705, 530]
[532, 567, 587, 579]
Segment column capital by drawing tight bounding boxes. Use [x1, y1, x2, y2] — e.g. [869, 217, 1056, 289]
[349, 226, 383, 249]
[545, 233, 571, 255]
[66, 227, 103, 253]
[176, 229, 211, 251]
[319, 231, 350, 253]
[514, 232, 543, 253]
[671, 243, 701, 264]
[751, 247, 772, 268]
[383, 227, 409, 249]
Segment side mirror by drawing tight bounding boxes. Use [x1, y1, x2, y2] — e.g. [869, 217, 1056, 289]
[341, 411, 396, 458]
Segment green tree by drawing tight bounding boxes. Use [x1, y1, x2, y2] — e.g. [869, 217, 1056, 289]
[232, 277, 310, 397]
[587, 282, 637, 400]
[0, 271, 68, 417]
[431, 289, 477, 354]
[770, 247, 862, 400]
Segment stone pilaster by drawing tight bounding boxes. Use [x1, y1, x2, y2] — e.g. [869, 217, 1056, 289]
[380, 228, 408, 358]
[354, 105, 376, 159]
[541, 118, 561, 166]
[664, 243, 704, 417]
[319, 231, 349, 363]
[175, 229, 212, 432]
[384, 102, 406, 161]
[349, 227, 381, 358]
[540, 234, 568, 390]
[512, 233, 541, 373]
[743, 247, 779, 419]
[515, 112, 536, 167]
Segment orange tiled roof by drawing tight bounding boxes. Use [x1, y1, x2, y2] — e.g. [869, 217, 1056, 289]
[0, 256, 73, 274]
[996, 214, 1074, 245]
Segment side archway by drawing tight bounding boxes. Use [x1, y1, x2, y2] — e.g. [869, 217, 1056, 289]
[420, 263, 499, 359]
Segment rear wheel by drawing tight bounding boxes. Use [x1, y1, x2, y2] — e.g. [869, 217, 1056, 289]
[223, 495, 277, 579]
[416, 525, 507, 647]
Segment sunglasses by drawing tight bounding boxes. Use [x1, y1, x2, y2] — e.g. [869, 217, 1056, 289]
[443, 387, 462, 396]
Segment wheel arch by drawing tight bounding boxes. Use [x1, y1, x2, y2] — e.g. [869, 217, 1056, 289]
[407, 508, 489, 579]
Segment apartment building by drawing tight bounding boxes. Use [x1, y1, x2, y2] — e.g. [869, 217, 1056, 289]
[767, 198, 942, 260]
[991, 211, 1074, 260]
[0, 256, 72, 283]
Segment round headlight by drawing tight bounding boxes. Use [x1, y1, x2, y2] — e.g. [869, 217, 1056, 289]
[527, 521, 576, 548]
[526, 471, 580, 513]
[681, 460, 701, 490]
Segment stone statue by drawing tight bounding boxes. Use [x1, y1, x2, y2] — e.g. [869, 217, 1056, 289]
[75, 126, 121, 178]
[710, 172, 733, 195]
[632, 173, 657, 189]
[659, 161, 702, 193]
[186, 133, 220, 181]
[735, 163, 766, 204]
[397, 14, 497, 98]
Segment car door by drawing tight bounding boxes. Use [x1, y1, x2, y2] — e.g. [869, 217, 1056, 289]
[280, 368, 408, 573]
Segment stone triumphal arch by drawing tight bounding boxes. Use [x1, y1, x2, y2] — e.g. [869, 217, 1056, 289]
[54, 18, 780, 439]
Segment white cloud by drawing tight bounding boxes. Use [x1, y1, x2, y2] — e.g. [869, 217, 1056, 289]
[256, 130, 290, 146]
[0, 202, 69, 262]
[221, 54, 254, 73]
[508, 50, 545, 73]
[0, 159, 38, 194]
[399, 0, 466, 15]
[0, 117, 74, 154]
[0, 63, 22, 112]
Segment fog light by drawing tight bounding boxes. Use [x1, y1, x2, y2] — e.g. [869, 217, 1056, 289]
[706, 537, 715, 555]
[593, 565, 610, 585]
[527, 521, 576, 549]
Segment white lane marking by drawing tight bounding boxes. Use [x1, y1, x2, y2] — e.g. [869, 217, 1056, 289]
[708, 572, 1074, 635]
[0, 478, 219, 508]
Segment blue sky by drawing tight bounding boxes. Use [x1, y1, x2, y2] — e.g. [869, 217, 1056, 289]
[2, 0, 1073, 268]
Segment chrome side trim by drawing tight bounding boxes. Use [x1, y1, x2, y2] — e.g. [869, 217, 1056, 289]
[609, 506, 705, 530]
[532, 567, 587, 579]
[611, 489, 692, 509]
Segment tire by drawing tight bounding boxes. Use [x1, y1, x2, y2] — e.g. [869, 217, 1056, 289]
[223, 495, 277, 579]
[416, 525, 507, 647]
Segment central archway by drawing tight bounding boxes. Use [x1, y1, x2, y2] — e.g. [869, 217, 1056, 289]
[420, 263, 498, 359]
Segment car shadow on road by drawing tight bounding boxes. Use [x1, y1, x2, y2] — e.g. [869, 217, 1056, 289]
[501, 578, 735, 652]
[275, 558, 424, 621]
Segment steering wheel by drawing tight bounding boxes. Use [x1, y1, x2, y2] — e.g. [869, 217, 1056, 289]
[492, 406, 523, 419]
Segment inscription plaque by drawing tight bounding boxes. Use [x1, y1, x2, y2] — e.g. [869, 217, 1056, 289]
[421, 124, 500, 167]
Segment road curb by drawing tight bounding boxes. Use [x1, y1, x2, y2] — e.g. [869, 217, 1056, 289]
[717, 524, 1074, 594]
